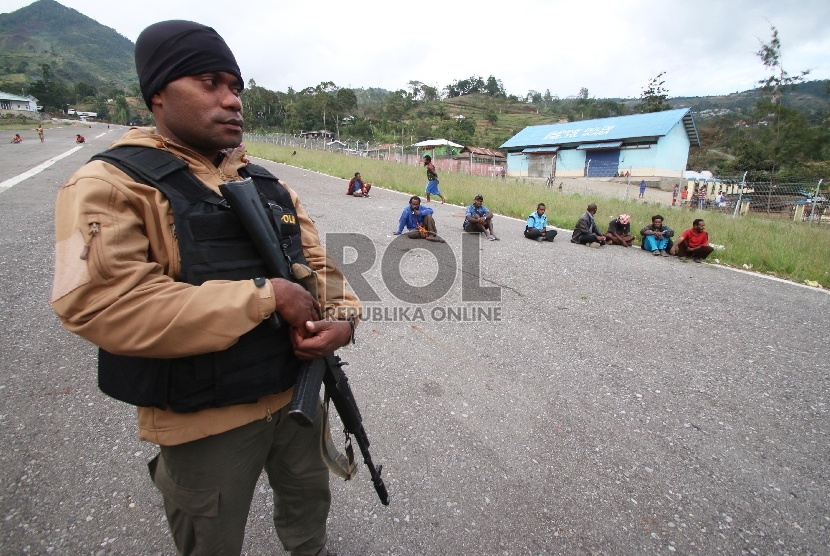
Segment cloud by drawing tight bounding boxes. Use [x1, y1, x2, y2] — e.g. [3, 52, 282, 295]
[4, 0, 828, 97]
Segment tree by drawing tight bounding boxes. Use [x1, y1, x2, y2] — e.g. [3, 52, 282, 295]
[113, 95, 129, 125]
[74, 82, 98, 101]
[577, 87, 589, 100]
[756, 23, 810, 178]
[421, 84, 439, 102]
[635, 71, 672, 113]
[484, 76, 506, 98]
[28, 63, 71, 112]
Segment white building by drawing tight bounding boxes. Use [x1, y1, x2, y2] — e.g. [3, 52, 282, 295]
[0, 91, 39, 114]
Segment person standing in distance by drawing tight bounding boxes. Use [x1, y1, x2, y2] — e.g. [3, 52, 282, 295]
[424, 154, 445, 203]
[50, 20, 359, 556]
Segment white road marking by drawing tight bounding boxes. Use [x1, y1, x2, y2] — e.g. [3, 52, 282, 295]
[94, 133, 107, 138]
[0, 146, 84, 194]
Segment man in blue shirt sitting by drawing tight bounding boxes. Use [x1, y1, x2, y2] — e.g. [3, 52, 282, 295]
[464, 194, 499, 241]
[524, 203, 557, 242]
[393, 196, 445, 242]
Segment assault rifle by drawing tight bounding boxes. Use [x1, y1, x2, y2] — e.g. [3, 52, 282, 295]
[219, 178, 389, 506]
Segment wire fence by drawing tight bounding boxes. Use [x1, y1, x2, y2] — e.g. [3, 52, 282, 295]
[243, 133, 508, 179]
[244, 133, 828, 224]
[678, 174, 827, 225]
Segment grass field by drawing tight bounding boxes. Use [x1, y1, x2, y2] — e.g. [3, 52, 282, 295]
[246, 142, 830, 288]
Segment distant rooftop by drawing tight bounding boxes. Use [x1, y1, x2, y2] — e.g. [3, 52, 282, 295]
[0, 91, 37, 102]
[500, 108, 700, 149]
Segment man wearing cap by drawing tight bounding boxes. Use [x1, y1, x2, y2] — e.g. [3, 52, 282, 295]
[50, 20, 359, 556]
[464, 194, 499, 240]
[605, 214, 634, 247]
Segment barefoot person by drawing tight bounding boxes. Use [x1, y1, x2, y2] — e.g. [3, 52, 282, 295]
[424, 154, 445, 203]
[346, 172, 372, 197]
[605, 214, 634, 247]
[394, 196, 445, 242]
[670, 218, 714, 262]
[464, 194, 499, 241]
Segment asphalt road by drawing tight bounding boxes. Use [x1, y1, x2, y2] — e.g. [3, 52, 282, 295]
[1, 125, 829, 555]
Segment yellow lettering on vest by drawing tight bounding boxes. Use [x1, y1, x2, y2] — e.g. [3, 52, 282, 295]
[281, 214, 296, 225]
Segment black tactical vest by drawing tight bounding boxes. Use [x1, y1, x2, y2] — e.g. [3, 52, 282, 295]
[90, 146, 305, 412]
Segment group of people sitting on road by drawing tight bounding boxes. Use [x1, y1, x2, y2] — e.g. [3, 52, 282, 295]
[351, 165, 714, 263]
[570, 203, 714, 262]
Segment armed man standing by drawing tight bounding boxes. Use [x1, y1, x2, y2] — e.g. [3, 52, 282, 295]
[50, 20, 360, 556]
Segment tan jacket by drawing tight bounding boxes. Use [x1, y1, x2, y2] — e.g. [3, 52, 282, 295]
[51, 128, 360, 446]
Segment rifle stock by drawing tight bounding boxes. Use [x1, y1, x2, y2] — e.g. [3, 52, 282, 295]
[218, 178, 389, 505]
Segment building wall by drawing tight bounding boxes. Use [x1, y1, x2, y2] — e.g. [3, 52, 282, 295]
[0, 98, 37, 113]
[555, 149, 587, 177]
[505, 119, 693, 179]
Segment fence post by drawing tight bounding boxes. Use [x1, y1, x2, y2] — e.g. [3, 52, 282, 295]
[732, 171, 748, 219]
[810, 179, 823, 225]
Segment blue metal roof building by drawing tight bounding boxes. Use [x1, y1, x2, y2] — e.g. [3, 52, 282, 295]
[499, 108, 700, 179]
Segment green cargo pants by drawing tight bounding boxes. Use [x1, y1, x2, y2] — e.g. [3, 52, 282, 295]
[148, 403, 330, 556]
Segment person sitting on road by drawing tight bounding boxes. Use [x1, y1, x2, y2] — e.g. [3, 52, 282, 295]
[464, 194, 499, 241]
[394, 195, 445, 242]
[346, 172, 372, 197]
[606, 214, 634, 247]
[670, 218, 714, 262]
[75, 134, 86, 144]
[640, 214, 674, 256]
[570, 203, 606, 247]
[11, 134, 23, 143]
[524, 203, 557, 242]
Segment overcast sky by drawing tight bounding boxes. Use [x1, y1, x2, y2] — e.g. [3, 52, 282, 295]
[4, 0, 829, 99]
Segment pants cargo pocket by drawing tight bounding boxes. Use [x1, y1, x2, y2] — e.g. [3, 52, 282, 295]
[149, 454, 226, 555]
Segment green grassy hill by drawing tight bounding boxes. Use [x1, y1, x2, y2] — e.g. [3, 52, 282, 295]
[0, 0, 136, 93]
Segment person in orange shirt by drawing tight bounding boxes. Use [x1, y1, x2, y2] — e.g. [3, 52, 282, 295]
[671, 218, 714, 262]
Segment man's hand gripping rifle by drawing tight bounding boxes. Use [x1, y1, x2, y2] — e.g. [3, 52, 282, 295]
[219, 178, 389, 506]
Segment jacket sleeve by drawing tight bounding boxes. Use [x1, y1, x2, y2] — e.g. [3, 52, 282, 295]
[575, 215, 590, 235]
[51, 163, 276, 358]
[282, 183, 361, 322]
[420, 206, 434, 217]
[346, 178, 354, 195]
[640, 225, 653, 236]
[663, 226, 675, 237]
[397, 208, 408, 234]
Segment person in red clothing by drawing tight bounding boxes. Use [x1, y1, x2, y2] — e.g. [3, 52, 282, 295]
[670, 218, 714, 262]
[346, 172, 372, 197]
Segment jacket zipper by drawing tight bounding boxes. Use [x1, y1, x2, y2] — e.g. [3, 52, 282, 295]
[79, 223, 99, 261]
[80, 222, 112, 279]
[169, 222, 181, 278]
